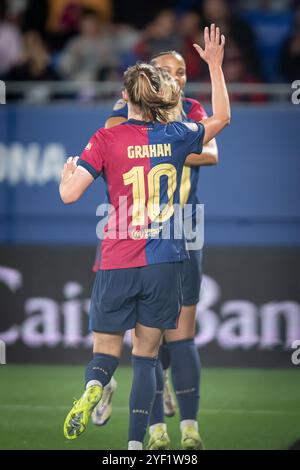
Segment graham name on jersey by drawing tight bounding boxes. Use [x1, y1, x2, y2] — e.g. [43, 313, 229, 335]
[128, 143, 172, 159]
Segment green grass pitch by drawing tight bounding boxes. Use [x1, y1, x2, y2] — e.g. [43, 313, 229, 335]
[0, 365, 299, 450]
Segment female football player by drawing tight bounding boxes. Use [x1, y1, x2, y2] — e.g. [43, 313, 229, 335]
[93, 46, 218, 451]
[61, 24, 230, 450]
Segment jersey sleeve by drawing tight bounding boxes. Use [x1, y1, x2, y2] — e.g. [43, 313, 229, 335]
[108, 98, 129, 119]
[181, 121, 205, 155]
[186, 98, 208, 121]
[77, 130, 105, 179]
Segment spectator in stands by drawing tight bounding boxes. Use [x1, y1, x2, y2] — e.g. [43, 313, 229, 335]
[280, 1, 300, 81]
[241, 0, 293, 81]
[134, 10, 183, 62]
[223, 39, 268, 102]
[178, 11, 209, 81]
[5, 30, 58, 81]
[21, 0, 49, 35]
[57, 2, 83, 36]
[112, 23, 141, 72]
[58, 8, 118, 81]
[0, 1, 22, 76]
[47, 0, 112, 32]
[46, 2, 86, 53]
[201, 0, 263, 79]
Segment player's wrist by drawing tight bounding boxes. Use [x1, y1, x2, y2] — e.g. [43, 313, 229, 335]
[208, 62, 223, 72]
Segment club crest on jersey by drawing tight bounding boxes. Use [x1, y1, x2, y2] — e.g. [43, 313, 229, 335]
[85, 142, 93, 151]
[113, 99, 127, 110]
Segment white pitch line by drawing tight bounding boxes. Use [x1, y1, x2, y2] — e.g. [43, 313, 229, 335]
[0, 404, 299, 415]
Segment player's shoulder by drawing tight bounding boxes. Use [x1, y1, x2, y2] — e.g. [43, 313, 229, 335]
[95, 121, 126, 136]
[90, 126, 115, 149]
[182, 97, 207, 119]
[103, 120, 131, 134]
[108, 98, 128, 118]
[93, 127, 107, 140]
[165, 121, 202, 140]
[95, 121, 132, 143]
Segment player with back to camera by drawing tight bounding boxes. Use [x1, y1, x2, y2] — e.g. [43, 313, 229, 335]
[93, 46, 218, 451]
[61, 24, 230, 450]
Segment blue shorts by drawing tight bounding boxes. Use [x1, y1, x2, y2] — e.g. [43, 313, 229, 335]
[182, 249, 203, 306]
[89, 262, 183, 333]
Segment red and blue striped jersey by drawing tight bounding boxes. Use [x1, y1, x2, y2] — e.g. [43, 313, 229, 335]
[78, 119, 204, 270]
[109, 97, 208, 217]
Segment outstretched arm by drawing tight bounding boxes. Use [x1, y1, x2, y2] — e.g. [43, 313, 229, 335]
[193, 24, 230, 144]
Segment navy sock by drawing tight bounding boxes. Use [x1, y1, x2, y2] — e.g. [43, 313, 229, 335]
[149, 359, 165, 426]
[168, 339, 201, 421]
[128, 355, 157, 443]
[158, 344, 171, 370]
[85, 353, 119, 388]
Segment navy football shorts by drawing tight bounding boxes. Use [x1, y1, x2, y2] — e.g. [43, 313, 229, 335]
[182, 249, 203, 306]
[89, 262, 183, 333]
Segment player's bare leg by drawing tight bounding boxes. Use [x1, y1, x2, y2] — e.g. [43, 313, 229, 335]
[132, 322, 162, 357]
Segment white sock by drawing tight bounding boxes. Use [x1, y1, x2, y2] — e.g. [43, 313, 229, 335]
[128, 440, 143, 450]
[149, 423, 167, 434]
[104, 376, 117, 391]
[180, 420, 198, 432]
[103, 381, 111, 391]
[85, 380, 102, 389]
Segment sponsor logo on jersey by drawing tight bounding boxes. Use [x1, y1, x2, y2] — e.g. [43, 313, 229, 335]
[113, 99, 127, 111]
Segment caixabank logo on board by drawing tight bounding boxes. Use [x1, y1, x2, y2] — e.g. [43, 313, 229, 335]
[0, 246, 299, 367]
[291, 341, 300, 365]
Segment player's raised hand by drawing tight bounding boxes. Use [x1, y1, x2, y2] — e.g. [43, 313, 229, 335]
[193, 24, 225, 67]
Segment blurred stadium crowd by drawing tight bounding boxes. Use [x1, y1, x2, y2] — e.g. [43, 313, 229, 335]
[0, 0, 299, 102]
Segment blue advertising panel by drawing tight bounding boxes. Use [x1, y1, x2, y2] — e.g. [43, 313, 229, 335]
[0, 104, 299, 245]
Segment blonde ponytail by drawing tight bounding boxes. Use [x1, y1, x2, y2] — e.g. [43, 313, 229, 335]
[123, 63, 181, 123]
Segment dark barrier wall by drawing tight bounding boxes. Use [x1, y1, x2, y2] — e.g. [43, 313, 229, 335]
[0, 104, 299, 245]
[0, 246, 299, 367]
